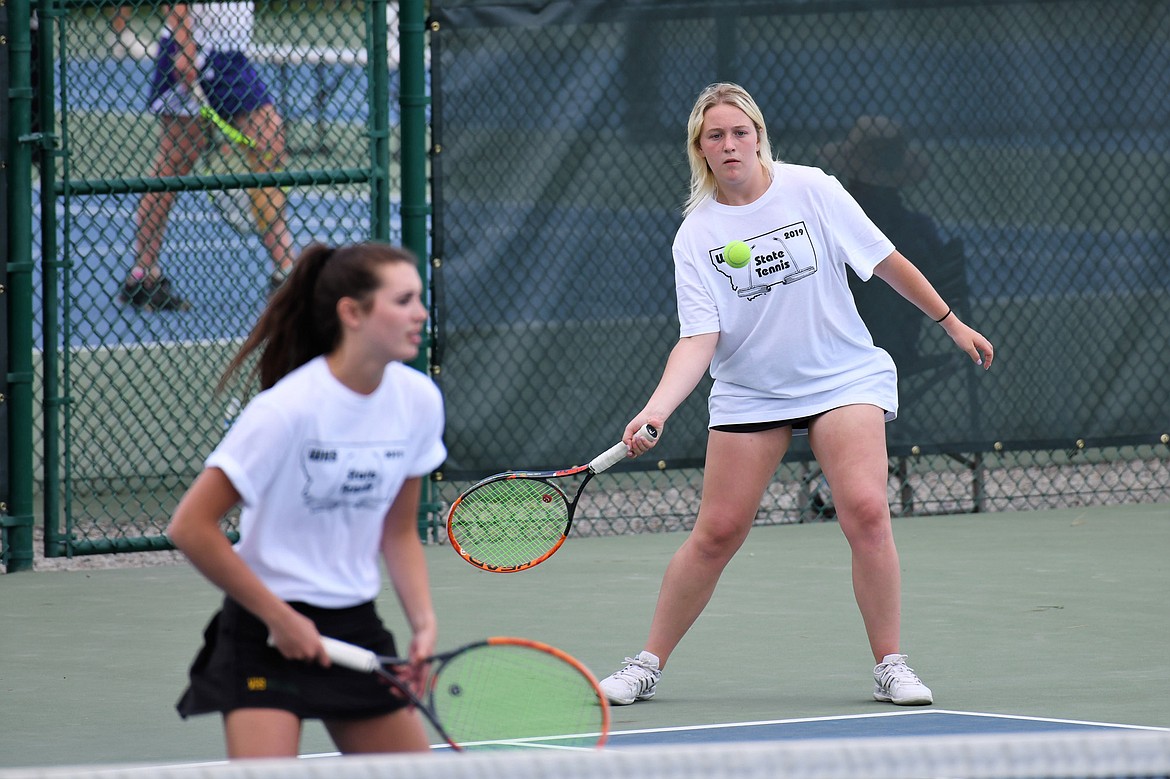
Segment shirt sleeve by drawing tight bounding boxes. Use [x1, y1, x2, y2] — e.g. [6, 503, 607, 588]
[205, 396, 294, 508]
[821, 173, 895, 281]
[673, 234, 721, 338]
[408, 372, 447, 477]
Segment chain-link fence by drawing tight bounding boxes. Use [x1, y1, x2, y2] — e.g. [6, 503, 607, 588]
[3, 0, 1168, 571]
[426, 0, 1170, 532]
[3, 0, 414, 568]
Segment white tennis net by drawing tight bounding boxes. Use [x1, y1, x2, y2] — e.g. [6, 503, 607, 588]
[3, 729, 1170, 779]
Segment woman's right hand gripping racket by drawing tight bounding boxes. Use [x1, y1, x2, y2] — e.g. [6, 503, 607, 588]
[446, 424, 658, 573]
[322, 635, 610, 751]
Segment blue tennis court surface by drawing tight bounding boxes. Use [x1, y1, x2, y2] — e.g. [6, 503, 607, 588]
[26, 50, 394, 351]
[603, 710, 1170, 749]
[30, 187, 395, 349]
[415, 710, 1170, 754]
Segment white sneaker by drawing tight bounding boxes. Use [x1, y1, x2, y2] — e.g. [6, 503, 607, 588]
[873, 653, 933, 705]
[599, 651, 661, 705]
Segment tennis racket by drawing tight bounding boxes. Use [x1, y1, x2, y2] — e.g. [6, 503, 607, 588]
[447, 424, 658, 573]
[321, 635, 610, 751]
[190, 80, 261, 236]
[191, 79, 255, 149]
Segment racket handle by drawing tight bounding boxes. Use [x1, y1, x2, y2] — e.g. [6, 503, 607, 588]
[589, 424, 658, 473]
[190, 79, 256, 149]
[189, 79, 211, 109]
[266, 634, 382, 672]
[321, 636, 381, 672]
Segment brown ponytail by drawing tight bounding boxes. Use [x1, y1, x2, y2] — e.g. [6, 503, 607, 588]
[218, 242, 417, 392]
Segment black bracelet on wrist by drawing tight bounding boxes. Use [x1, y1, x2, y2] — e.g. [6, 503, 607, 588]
[935, 308, 953, 324]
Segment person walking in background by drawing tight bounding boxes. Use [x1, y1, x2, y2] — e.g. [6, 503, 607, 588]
[599, 83, 994, 709]
[120, 2, 293, 311]
[167, 243, 445, 757]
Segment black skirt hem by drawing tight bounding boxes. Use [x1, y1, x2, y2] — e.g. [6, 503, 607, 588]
[176, 597, 409, 721]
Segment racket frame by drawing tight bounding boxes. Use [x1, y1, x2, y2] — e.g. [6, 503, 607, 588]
[189, 80, 266, 237]
[446, 425, 657, 573]
[190, 80, 256, 148]
[447, 466, 588, 572]
[320, 635, 610, 751]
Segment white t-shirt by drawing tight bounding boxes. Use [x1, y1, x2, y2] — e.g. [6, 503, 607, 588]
[207, 356, 446, 608]
[188, 2, 253, 51]
[673, 161, 899, 428]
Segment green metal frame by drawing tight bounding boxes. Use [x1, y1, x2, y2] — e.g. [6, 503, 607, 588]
[398, 0, 441, 539]
[2, 0, 435, 569]
[3, 0, 38, 572]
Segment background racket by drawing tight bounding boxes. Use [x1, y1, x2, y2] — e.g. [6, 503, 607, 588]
[321, 635, 610, 751]
[447, 424, 658, 572]
[190, 80, 262, 237]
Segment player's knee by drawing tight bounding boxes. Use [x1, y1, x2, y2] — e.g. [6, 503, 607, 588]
[838, 495, 893, 546]
[691, 515, 752, 561]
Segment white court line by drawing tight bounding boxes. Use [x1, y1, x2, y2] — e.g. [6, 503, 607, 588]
[599, 709, 1170, 740]
[296, 710, 1170, 759]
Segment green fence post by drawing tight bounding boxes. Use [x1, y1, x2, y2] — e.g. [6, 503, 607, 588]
[37, 0, 64, 559]
[368, 0, 390, 240]
[399, 0, 428, 260]
[398, 0, 437, 539]
[3, 0, 37, 572]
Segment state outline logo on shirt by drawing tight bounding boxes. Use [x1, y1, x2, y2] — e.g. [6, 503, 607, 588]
[709, 221, 819, 300]
[300, 440, 406, 511]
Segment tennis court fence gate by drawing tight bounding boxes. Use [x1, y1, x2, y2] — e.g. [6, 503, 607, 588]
[3, 0, 1168, 572]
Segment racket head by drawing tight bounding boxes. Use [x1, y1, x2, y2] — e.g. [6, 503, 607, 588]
[446, 473, 581, 572]
[192, 81, 256, 148]
[190, 80, 262, 236]
[426, 637, 609, 750]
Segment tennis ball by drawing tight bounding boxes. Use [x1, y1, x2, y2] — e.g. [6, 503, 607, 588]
[724, 240, 751, 269]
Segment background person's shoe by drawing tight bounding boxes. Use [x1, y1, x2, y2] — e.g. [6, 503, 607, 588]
[118, 275, 191, 312]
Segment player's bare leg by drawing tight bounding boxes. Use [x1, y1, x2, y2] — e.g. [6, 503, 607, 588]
[133, 114, 204, 280]
[224, 708, 301, 758]
[808, 404, 902, 662]
[644, 426, 791, 666]
[324, 708, 431, 754]
[121, 113, 204, 311]
[239, 103, 294, 283]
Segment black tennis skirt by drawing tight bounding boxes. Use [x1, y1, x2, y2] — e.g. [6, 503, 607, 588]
[176, 597, 409, 721]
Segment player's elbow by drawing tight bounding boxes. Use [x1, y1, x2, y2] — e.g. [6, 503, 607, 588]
[166, 501, 210, 554]
[165, 511, 194, 553]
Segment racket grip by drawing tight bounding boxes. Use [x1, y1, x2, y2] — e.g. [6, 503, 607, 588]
[589, 424, 658, 473]
[189, 79, 210, 107]
[321, 637, 381, 672]
[266, 635, 381, 672]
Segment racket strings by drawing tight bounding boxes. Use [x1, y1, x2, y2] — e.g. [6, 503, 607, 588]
[430, 644, 605, 748]
[448, 478, 571, 568]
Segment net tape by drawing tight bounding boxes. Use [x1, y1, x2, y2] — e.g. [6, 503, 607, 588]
[4, 729, 1170, 779]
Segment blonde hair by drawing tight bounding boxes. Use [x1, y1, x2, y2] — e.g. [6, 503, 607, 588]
[683, 83, 775, 216]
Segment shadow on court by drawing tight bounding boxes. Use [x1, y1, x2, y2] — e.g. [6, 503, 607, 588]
[1, 503, 1167, 769]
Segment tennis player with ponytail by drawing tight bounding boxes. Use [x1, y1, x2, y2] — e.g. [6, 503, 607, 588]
[168, 243, 446, 757]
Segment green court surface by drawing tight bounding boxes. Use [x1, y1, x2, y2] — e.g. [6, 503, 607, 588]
[1, 502, 1167, 769]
